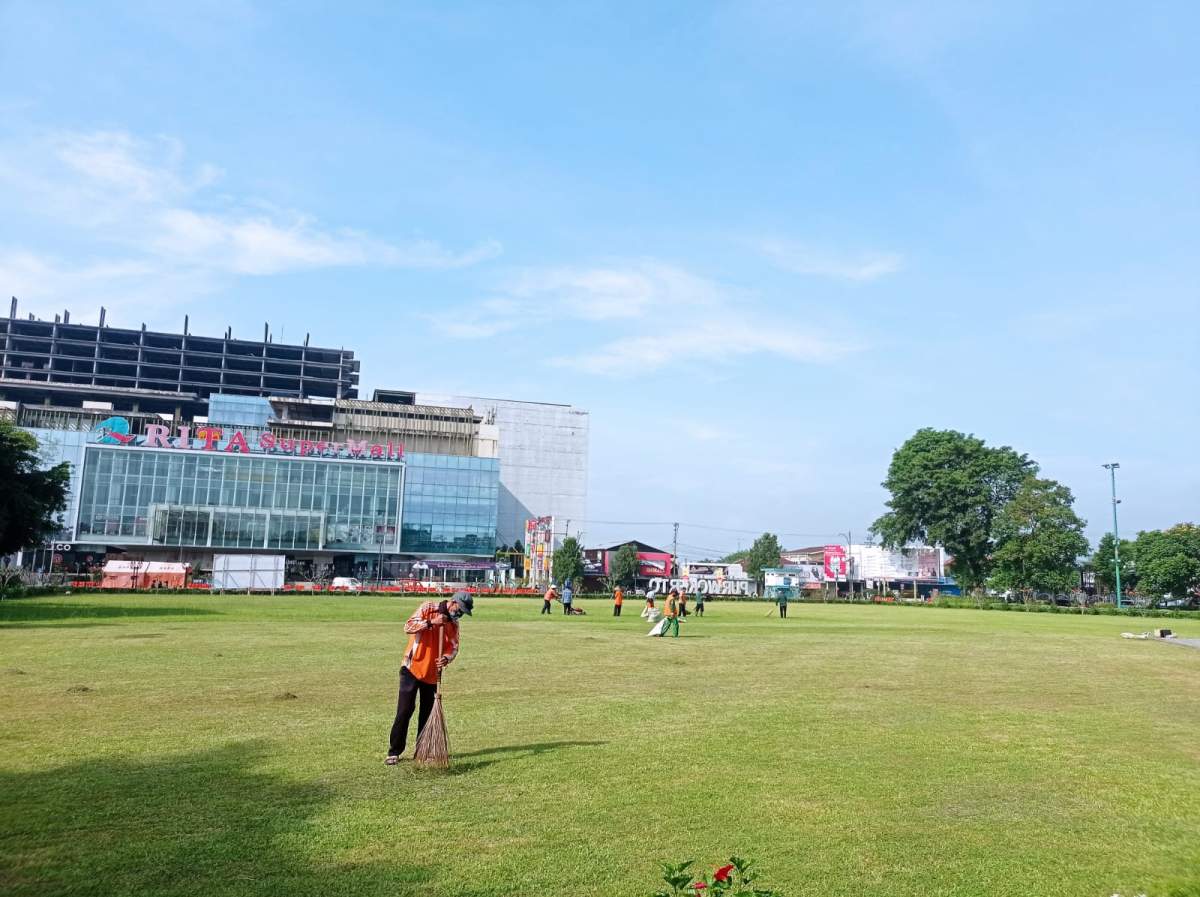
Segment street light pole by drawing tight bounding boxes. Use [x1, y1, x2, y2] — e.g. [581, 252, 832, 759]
[839, 530, 853, 600]
[1102, 463, 1122, 609]
[376, 504, 387, 592]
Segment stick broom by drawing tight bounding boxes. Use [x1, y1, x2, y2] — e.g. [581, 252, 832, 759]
[413, 625, 450, 768]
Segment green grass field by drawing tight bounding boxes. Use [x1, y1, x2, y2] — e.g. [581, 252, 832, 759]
[2, 594, 1198, 897]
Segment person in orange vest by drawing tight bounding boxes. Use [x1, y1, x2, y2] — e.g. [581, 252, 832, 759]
[660, 588, 680, 638]
[386, 592, 473, 764]
[612, 585, 624, 617]
[542, 584, 556, 615]
[678, 588, 688, 617]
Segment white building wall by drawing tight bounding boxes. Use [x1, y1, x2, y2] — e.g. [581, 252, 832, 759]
[416, 393, 588, 549]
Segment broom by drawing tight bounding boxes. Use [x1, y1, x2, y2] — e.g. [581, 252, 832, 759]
[413, 625, 450, 768]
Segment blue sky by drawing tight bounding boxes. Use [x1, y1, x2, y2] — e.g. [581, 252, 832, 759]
[2, 1, 1196, 557]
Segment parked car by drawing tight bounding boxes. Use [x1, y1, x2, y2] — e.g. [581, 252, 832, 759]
[1156, 596, 1199, 610]
[330, 577, 364, 592]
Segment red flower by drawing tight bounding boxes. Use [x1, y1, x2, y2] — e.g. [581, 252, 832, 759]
[691, 884, 707, 891]
[714, 864, 735, 882]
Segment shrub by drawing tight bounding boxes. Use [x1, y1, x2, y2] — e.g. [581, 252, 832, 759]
[654, 856, 779, 897]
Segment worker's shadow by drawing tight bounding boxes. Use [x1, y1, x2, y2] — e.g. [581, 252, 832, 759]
[448, 740, 605, 775]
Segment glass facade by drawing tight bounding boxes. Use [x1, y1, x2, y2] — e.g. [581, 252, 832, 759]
[399, 453, 499, 555]
[77, 446, 403, 552]
[73, 446, 500, 556]
[416, 393, 588, 549]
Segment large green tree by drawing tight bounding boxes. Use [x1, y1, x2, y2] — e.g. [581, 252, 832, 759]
[743, 532, 782, 582]
[1088, 532, 1136, 594]
[1133, 524, 1200, 601]
[0, 420, 71, 556]
[989, 477, 1089, 594]
[552, 536, 585, 588]
[872, 428, 1036, 591]
[609, 542, 640, 588]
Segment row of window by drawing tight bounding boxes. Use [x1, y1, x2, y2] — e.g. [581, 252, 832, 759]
[75, 446, 499, 554]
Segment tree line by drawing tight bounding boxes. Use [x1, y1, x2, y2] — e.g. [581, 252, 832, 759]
[872, 428, 1199, 602]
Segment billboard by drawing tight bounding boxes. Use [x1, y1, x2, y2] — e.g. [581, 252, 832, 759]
[523, 516, 555, 584]
[855, 545, 944, 582]
[637, 552, 673, 578]
[823, 545, 847, 580]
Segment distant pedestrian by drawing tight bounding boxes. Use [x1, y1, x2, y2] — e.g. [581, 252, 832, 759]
[777, 590, 788, 619]
[562, 582, 574, 616]
[542, 584, 556, 615]
[678, 589, 688, 617]
[613, 585, 624, 617]
[660, 589, 680, 638]
[694, 591, 705, 617]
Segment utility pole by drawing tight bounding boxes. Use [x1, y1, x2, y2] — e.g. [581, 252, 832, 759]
[672, 522, 679, 577]
[1102, 463, 1122, 609]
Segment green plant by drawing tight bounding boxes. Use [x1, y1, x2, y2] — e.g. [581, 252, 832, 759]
[654, 856, 778, 896]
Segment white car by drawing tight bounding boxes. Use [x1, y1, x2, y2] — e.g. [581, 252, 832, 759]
[330, 577, 364, 592]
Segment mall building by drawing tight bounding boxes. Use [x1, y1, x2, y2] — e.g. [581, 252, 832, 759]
[1, 302, 585, 581]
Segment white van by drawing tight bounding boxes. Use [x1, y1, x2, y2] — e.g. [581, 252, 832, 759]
[330, 577, 364, 592]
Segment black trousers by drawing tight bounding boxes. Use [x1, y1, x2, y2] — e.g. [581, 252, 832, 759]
[388, 667, 437, 756]
[541, 600, 552, 614]
[696, 603, 704, 616]
[779, 603, 788, 618]
[563, 602, 571, 615]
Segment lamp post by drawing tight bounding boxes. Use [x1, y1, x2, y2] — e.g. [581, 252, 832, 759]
[1102, 463, 1122, 608]
[376, 504, 387, 591]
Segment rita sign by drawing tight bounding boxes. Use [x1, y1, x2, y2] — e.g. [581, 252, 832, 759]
[94, 416, 404, 462]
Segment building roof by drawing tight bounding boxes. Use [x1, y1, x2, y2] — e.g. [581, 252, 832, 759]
[597, 540, 670, 555]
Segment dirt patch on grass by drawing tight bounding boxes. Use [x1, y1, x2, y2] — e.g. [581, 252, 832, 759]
[66, 685, 93, 694]
[274, 691, 299, 701]
[4, 668, 26, 675]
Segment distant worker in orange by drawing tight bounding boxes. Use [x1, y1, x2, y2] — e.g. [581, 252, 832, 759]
[660, 588, 680, 638]
[542, 584, 556, 615]
[613, 585, 624, 617]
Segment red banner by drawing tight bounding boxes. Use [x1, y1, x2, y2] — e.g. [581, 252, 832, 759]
[823, 545, 847, 580]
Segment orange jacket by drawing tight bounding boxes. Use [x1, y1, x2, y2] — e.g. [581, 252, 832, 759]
[613, 588, 624, 605]
[402, 601, 460, 685]
[664, 594, 679, 618]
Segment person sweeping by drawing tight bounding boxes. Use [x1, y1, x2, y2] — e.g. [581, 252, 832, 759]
[385, 591, 473, 765]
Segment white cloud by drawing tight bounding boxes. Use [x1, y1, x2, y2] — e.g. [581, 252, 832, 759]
[506, 262, 724, 320]
[556, 315, 855, 377]
[0, 130, 500, 313]
[758, 238, 903, 282]
[433, 259, 857, 377]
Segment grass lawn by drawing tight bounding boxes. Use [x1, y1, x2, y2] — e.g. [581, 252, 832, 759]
[1, 594, 1198, 897]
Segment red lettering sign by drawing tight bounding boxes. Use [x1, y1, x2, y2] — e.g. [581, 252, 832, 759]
[101, 419, 403, 463]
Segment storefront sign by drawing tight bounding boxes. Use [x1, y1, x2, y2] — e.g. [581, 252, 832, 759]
[647, 577, 754, 597]
[94, 417, 403, 462]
